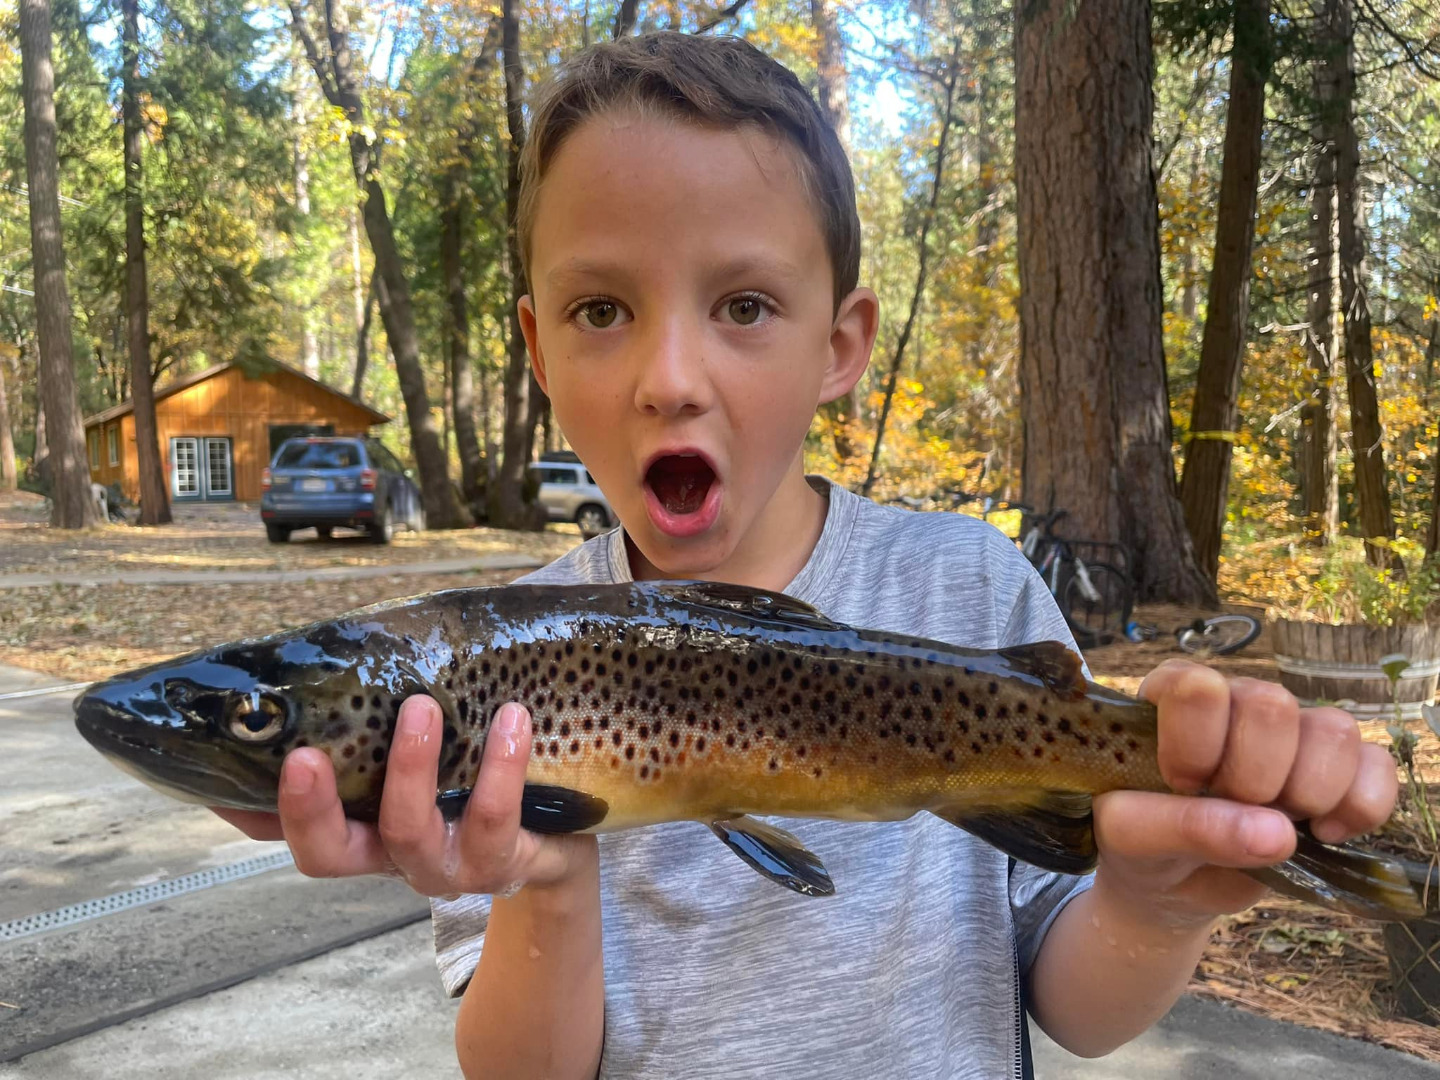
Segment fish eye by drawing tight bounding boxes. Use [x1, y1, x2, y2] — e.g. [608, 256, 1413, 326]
[227, 692, 288, 742]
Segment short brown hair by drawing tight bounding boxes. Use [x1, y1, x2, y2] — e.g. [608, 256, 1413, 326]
[518, 32, 860, 309]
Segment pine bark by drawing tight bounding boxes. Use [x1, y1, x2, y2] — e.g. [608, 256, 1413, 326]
[1328, 0, 1396, 566]
[1300, 29, 1340, 547]
[1178, 0, 1270, 581]
[123, 0, 171, 524]
[289, 0, 465, 528]
[1015, 0, 1214, 605]
[20, 0, 98, 527]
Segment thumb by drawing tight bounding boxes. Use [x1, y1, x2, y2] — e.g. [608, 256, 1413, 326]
[1094, 791, 1297, 870]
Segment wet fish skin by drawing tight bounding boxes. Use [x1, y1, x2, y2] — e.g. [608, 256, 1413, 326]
[72, 581, 1424, 919]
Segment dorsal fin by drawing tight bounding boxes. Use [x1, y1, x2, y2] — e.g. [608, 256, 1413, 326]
[644, 581, 839, 631]
[996, 641, 1088, 701]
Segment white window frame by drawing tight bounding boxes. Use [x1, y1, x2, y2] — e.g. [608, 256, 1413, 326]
[171, 437, 199, 498]
[203, 437, 232, 498]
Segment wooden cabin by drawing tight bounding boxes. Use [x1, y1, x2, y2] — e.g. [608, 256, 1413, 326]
[84, 360, 390, 504]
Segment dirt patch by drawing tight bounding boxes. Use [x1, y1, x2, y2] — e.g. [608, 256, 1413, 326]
[0, 570, 530, 682]
[0, 500, 581, 577]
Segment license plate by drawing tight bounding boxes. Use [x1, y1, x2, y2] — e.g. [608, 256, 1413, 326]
[300, 478, 328, 492]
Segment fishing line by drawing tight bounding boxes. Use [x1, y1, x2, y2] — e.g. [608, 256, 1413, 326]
[0, 681, 92, 702]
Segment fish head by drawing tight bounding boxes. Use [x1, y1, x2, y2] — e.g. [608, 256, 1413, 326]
[73, 617, 438, 816]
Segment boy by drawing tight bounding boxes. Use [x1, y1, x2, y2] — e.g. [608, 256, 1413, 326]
[217, 32, 1396, 1079]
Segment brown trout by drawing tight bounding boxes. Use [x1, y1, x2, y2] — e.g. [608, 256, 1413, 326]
[73, 581, 1423, 919]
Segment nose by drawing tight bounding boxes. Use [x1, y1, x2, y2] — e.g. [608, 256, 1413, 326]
[632, 314, 716, 418]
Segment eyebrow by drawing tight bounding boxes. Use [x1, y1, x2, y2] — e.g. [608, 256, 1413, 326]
[545, 254, 805, 292]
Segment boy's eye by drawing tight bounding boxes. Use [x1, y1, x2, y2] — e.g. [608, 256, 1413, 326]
[721, 293, 774, 327]
[574, 300, 628, 330]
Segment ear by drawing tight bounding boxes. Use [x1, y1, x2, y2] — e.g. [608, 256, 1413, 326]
[818, 287, 879, 405]
[519, 295, 548, 395]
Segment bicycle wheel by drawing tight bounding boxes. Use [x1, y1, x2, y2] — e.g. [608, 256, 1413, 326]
[1059, 561, 1134, 647]
[1176, 614, 1261, 656]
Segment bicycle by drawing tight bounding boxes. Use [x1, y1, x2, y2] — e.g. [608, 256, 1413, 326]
[1124, 614, 1262, 656]
[970, 499, 1135, 649]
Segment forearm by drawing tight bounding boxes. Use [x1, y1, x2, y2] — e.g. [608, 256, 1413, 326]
[1026, 876, 1214, 1058]
[455, 847, 605, 1080]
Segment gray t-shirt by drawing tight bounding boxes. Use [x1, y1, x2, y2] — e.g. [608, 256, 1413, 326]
[431, 478, 1092, 1077]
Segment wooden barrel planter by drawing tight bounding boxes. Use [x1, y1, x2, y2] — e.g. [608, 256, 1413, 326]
[1270, 620, 1439, 721]
[1386, 911, 1440, 1024]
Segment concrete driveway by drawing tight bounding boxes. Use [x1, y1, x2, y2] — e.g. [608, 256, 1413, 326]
[4, 661, 1440, 1078]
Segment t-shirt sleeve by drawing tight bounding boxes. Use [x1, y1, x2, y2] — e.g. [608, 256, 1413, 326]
[431, 892, 490, 998]
[987, 530, 1096, 977]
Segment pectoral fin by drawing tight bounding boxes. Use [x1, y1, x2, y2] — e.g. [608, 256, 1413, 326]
[933, 791, 1096, 876]
[709, 816, 835, 897]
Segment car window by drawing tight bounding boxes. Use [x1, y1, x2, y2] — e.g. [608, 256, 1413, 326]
[539, 467, 576, 484]
[585, 471, 598, 485]
[274, 441, 362, 469]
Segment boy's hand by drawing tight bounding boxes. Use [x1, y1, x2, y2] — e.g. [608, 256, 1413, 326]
[210, 697, 595, 899]
[1090, 660, 1398, 927]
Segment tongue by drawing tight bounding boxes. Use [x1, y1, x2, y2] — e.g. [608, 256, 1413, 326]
[647, 456, 714, 515]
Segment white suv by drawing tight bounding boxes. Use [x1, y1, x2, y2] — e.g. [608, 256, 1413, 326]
[528, 456, 617, 537]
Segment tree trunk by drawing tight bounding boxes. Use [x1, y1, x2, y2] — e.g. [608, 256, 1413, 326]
[295, 96, 320, 380]
[20, 0, 98, 528]
[1328, 0, 1396, 567]
[352, 270, 375, 399]
[0, 356, 15, 491]
[1300, 27, 1340, 547]
[489, 0, 544, 529]
[1015, 0, 1214, 605]
[1426, 418, 1439, 564]
[442, 25, 500, 511]
[861, 43, 960, 497]
[350, 205, 367, 391]
[811, 0, 863, 466]
[1178, 0, 1270, 581]
[613, 0, 638, 38]
[123, 0, 171, 526]
[289, 0, 465, 529]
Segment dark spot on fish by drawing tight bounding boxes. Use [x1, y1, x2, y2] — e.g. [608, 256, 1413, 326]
[944, 748, 956, 763]
[780, 668, 794, 683]
[350, 696, 363, 711]
[958, 691, 970, 707]
[580, 658, 591, 673]
[988, 682, 998, 695]
[1093, 701, 1103, 714]
[1128, 738, 1140, 751]
[342, 745, 355, 758]
[564, 670, 576, 684]
[1015, 728, 1028, 742]
[613, 731, 623, 746]
[565, 642, 575, 656]
[640, 765, 649, 779]
[971, 742, 982, 753]
[726, 733, 736, 747]
[1114, 750, 1126, 764]
[367, 715, 382, 730]
[958, 719, 970, 734]
[549, 743, 560, 757]
[975, 705, 988, 720]
[768, 758, 778, 771]
[1057, 718, 1071, 733]
[570, 740, 580, 754]
[625, 745, 635, 760]
[627, 653, 638, 668]
[1043, 731, 1056, 743]
[1076, 735, 1090, 747]
[1034, 746, 1045, 757]
[695, 737, 707, 752]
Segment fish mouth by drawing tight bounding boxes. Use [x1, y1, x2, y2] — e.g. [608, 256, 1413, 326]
[642, 448, 722, 538]
[74, 682, 281, 813]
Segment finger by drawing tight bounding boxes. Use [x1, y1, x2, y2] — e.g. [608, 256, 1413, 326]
[1310, 741, 1400, 844]
[278, 747, 388, 877]
[377, 696, 449, 887]
[1205, 679, 1300, 806]
[1276, 707, 1361, 822]
[1141, 661, 1230, 794]
[1095, 790, 1297, 869]
[210, 806, 285, 841]
[457, 703, 533, 879]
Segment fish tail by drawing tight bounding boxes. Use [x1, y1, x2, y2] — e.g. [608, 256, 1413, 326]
[1245, 826, 1425, 921]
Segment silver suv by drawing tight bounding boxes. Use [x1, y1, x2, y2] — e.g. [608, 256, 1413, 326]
[528, 455, 616, 538]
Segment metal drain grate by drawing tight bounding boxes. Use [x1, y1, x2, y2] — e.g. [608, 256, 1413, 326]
[0, 850, 295, 943]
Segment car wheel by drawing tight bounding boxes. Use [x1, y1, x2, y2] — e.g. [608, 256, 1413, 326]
[368, 503, 394, 545]
[410, 504, 426, 533]
[575, 504, 609, 538]
[316, 526, 333, 540]
[265, 524, 291, 544]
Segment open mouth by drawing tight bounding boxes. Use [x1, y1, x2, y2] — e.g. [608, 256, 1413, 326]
[643, 452, 722, 538]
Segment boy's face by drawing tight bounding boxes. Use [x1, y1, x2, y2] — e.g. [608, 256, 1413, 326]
[520, 113, 877, 580]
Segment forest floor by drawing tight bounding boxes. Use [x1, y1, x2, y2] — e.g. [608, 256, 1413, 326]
[3, 488, 1437, 1057]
